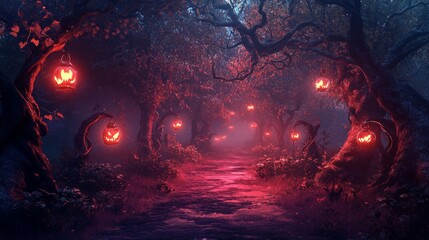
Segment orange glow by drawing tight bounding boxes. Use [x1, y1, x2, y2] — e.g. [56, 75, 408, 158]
[250, 122, 258, 128]
[103, 123, 120, 145]
[315, 77, 330, 92]
[357, 130, 376, 144]
[54, 66, 77, 89]
[172, 120, 183, 130]
[265, 132, 271, 136]
[247, 104, 255, 111]
[290, 131, 300, 140]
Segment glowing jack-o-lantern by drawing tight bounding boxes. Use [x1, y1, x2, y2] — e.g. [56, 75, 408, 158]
[290, 130, 300, 141]
[172, 120, 183, 130]
[54, 54, 77, 89]
[357, 130, 376, 145]
[315, 77, 330, 92]
[250, 122, 258, 128]
[247, 104, 255, 111]
[103, 122, 120, 145]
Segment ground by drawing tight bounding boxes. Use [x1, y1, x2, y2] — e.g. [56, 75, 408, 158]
[98, 148, 314, 239]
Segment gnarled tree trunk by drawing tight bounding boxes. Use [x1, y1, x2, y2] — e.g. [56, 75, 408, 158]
[317, 66, 387, 184]
[293, 120, 321, 159]
[347, 1, 429, 189]
[73, 112, 113, 168]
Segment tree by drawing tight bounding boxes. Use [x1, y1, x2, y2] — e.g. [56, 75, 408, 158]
[0, 0, 121, 211]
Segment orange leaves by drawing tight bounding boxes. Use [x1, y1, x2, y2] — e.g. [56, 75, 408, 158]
[30, 38, 40, 46]
[10, 25, 20, 37]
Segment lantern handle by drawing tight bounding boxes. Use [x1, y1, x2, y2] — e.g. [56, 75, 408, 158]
[61, 53, 72, 64]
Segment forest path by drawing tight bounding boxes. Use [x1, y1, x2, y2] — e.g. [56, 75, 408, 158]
[99, 148, 308, 239]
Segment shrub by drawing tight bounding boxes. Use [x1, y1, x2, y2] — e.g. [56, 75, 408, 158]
[124, 159, 178, 181]
[251, 144, 285, 158]
[255, 156, 323, 179]
[0, 187, 97, 234]
[162, 143, 201, 163]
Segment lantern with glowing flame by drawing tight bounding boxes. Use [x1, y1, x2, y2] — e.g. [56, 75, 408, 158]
[54, 54, 77, 89]
[172, 119, 183, 131]
[250, 122, 258, 128]
[357, 130, 376, 145]
[103, 122, 120, 145]
[290, 130, 300, 141]
[247, 104, 255, 111]
[315, 77, 330, 92]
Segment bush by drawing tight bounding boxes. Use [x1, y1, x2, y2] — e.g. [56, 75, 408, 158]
[0, 187, 97, 234]
[59, 163, 125, 212]
[124, 159, 178, 181]
[255, 156, 323, 179]
[162, 143, 201, 163]
[251, 144, 285, 158]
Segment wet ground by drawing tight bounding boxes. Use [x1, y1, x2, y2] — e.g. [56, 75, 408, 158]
[98, 149, 314, 239]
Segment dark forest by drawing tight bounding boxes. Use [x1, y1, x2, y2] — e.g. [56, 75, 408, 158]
[1, 0, 429, 239]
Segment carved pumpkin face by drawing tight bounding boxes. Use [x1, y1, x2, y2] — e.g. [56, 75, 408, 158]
[357, 130, 376, 145]
[54, 65, 77, 89]
[315, 77, 330, 92]
[103, 123, 120, 145]
[172, 120, 183, 130]
[291, 130, 300, 140]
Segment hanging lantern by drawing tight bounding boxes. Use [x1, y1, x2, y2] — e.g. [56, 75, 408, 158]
[290, 130, 300, 141]
[247, 104, 255, 111]
[250, 122, 258, 128]
[357, 130, 376, 145]
[315, 77, 330, 92]
[172, 119, 183, 131]
[103, 122, 120, 145]
[54, 53, 77, 89]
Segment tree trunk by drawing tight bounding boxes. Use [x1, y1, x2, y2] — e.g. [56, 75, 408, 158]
[0, 67, 57, 212]
[317, 66, 387, 184]
[347, 4, 429, 189]
[276, 126, 286, 148]
[73, 112, 113, 168]
[253, 120, 265, 145]
[293, 120, 321, 159]
[137, 104, 157, 161]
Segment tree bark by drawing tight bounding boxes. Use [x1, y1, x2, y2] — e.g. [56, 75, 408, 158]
[137, 104, 157, 161]
[347, 1, 429, 189]
[73, 112, 113, 168]
[293, 120, 321, 159]
[317, 66, 387, 184]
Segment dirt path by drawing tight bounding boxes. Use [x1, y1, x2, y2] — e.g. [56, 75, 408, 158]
[98, 149, 309, 239]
